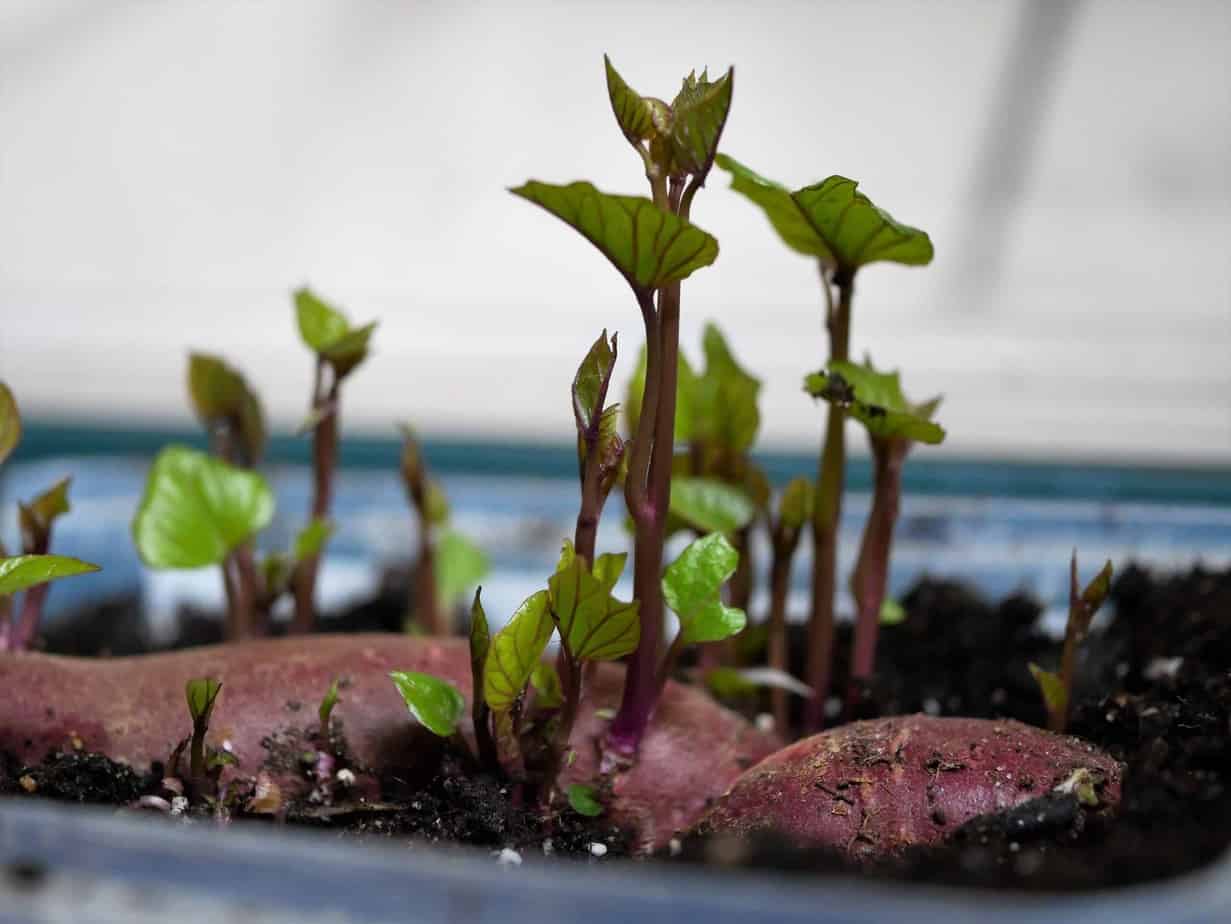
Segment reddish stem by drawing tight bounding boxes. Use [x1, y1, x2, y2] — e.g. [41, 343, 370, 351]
[292, 365, 339, 634]
[767, 525, 801, 731]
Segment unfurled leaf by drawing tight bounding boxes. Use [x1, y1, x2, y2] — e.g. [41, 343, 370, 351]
[778, 477, 814, 530]
[669, 476, 755, 534]
[1029, 663, 1068, 718]
[389, 671, 465, 738]
[705, 666, 813, 700]
[549, 548, 639, 662]
[19, 477, 72, 552]
[604, 55, 661, 146]
[530, 662, 564, 709]
[321, 322, 378, 379]
[567, 783, 604, 817]
[484, 590, 553, 712]
[805, 360, 945, 445]
[293, 517, 333, 562]
[293, 288, 376, 379]
[573, 330, 618, 440]
[132, 446, 275, 569]
[716, 155, 933, 271]
[187, 353, 266, 463]
[591, 551, 626, 593]
[434, 530, 489, 610]
[668, 66, 734, 179]
[625, 346, 697, 443]
[694, 322, 760, 453]
[318, 679, 340, 730]
[185, 677, 222, 725]
[663, 533, 745, 645]
[0, 382, 22, 466]
[0, 554, 99, 598]
[510, 181, 719, 296]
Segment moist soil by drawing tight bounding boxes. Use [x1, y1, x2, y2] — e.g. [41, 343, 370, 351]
[5, 561, 1230, 889]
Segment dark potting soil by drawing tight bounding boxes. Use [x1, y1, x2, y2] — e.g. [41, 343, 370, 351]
[679, 562, 1231, 890]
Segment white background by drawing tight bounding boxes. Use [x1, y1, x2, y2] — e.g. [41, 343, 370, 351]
[2, 0, 1228, 462]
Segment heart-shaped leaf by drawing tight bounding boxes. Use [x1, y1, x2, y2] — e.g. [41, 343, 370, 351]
[549, 544, 639, 662]
[662, 533, 746, 645]
[694, 322, 760, 453]
[716, 155, 933, 271]
[484, 590, 553, 712]
[0, 554, 99, 598]
[434, 529, 490, 610]
[293, 517, 333, 562]
[187, 353, 267, 464]
[19, 477, 72, 552]
[293, 289, 376, 379]
[510, 181, 719, 297]
[0, 383, 20, 466]
[389, 671, 466, 738]
[132, 445, 275, 569]
[804, 359, 945, 445]
[669, 476, 755, 534]
[668, 66, 734, 180]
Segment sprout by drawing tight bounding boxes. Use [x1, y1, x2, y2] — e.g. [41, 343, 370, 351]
[184, 677, 223, 788]
[318, 678, 341, 735]
[389, 670, 466, 739]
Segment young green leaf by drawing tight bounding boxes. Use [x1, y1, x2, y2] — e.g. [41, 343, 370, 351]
[530, 662, 564, 709]
[0, 382, 22, 466]
[1029, 663, 1068, 719]
[879, 598, 907, 626]
[694, 322, 761, 453]
[19, 477, 72, 551]
[0, 554, 99, 598]
[1079, 559, 1115, 612]
[484, 590, 553, 712]
[716, 155, 933, 271]
[469, 588, 491, 692]
[509, 181, 719, 296]
[668, 476, 756, 534]
[662, 533, 746, 645]
[132, 446, 275, 569]
[434, 529, 490, 610]
[423, 481, 451, 526]
[389, 671, 466, 738]
[668, 66, 734, 180]
[591, 551, 627, 593]
[778, 477, 814, 531]
[805, 360, 945, 445]
[549, 552, 640, 662]
[293, 517, 334, 563]
[187, 352, 267, 463]
[573, 330, 618, 440]
[293, 289, 376, 379]
[185, 677, 223, 725]
[318, 678, 341, 731]
[567, 782, 604, 817]
[320, 322, 378, 380]
[705, 666, 813, 699]
[603, 55, 661, 146]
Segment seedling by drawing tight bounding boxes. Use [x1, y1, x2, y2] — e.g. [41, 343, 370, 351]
[571, 331, 626, 566]
[0, 382, 100, 652]
[1030, 554, 1114, 733]
[292, 288, 377, 632]
[399, 425, 489, 634]
[389, 669, 466, 738]
[514, 56, 734, 757]
[318, 678, 341, 736]
[181, 677, 224, 796]
[805, 359, 944, 709]
[717, 155, 934, 729]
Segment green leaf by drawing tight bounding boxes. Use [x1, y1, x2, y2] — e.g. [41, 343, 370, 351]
[187, 353, 266, 463]
[880, 598, 907, 626]
[777, 477, 814, 530]
[668, 67, 734, 179]
[389, 671, 466, 738]
[261, 551, 290, 596]
[530, 662, 564, 709]
[19, 477, 72, 551]
[591, 551, 627, 593]
[0, 554, 99, 598]
[625, 346, 697, 443]
[694, 322, 760, 452]
[662, 533, 746, 645]
[484, 590, 553, 712]
[0, 382, 22, 466]
[1080, 559, 1115, 611]
[185, 677, 222, 724]
[567, 783, 604, 818]
[604, 55, 659, 146]
[131, 445, 275, 569]
[469, 588, 490, 693]
[549, 549, 639, 662]
[669, 476, 755, 534]
[1028, 663, 1068, 718]
[805, 359, 945, 445]
[321, 321, 378, 380]
[435, 530, 489, 610]
[423, 481, 450, 526]
[510, 181, 719, 296]
[705, 666, 812, 699]
[573, 329, 618, 440]
[318, 678, 340, 730]
[293, 517, 333, 562]
[716, 155, 933, 271]
[294, 288, 350, 353]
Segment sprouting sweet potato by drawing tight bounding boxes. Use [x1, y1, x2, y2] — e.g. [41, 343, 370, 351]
[697, 714, 1122, 859]
[0, 634, 776, 850]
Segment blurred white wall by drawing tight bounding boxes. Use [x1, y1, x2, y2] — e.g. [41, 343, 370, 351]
[1, 0, 1228, 462]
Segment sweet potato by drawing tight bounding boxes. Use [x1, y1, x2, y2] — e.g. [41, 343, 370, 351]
[697, 714, 1122, 859]
[0, 634, 776, 850]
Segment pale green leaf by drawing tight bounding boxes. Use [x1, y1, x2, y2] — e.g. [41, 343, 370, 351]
[669, 476, 755, 534]
[663, 533, 746, 645]
[0, 382, 19, 466]
[567, 783, 604, 817]
[131, 446, 275, 569]
[591, 551, 626, 593]
[778, 477, 814, 530]
[705, 666, 812, 699]
[625, 346, 697, 443]
[549, 554, 639, 662]
[0, 554, 99, 598]
[389, 671, 465, 738]
[880, 598, 907, 626]
[1029, 663, 1068, 718]
[434, 529, 489, 609]
[293, 517, 333, 562]
[694, 322, 760, 452]
[484, 590, 553, 712]
[530, 662, 564, 709]
[294, 288, 350, 353]
[510, 181, 719, 295]
[185, 677, 222, 724]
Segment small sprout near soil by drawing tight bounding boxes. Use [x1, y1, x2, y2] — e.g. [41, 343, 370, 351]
[389, 670, 466, 738]
[318, 678, 341, 734]
[183, 677, 223, 792]
[567, 783, 604, 817]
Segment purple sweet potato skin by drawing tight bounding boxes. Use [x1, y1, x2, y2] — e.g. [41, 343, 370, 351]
[0, 635, 776, 850]
[699, 714, 1123, 859]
